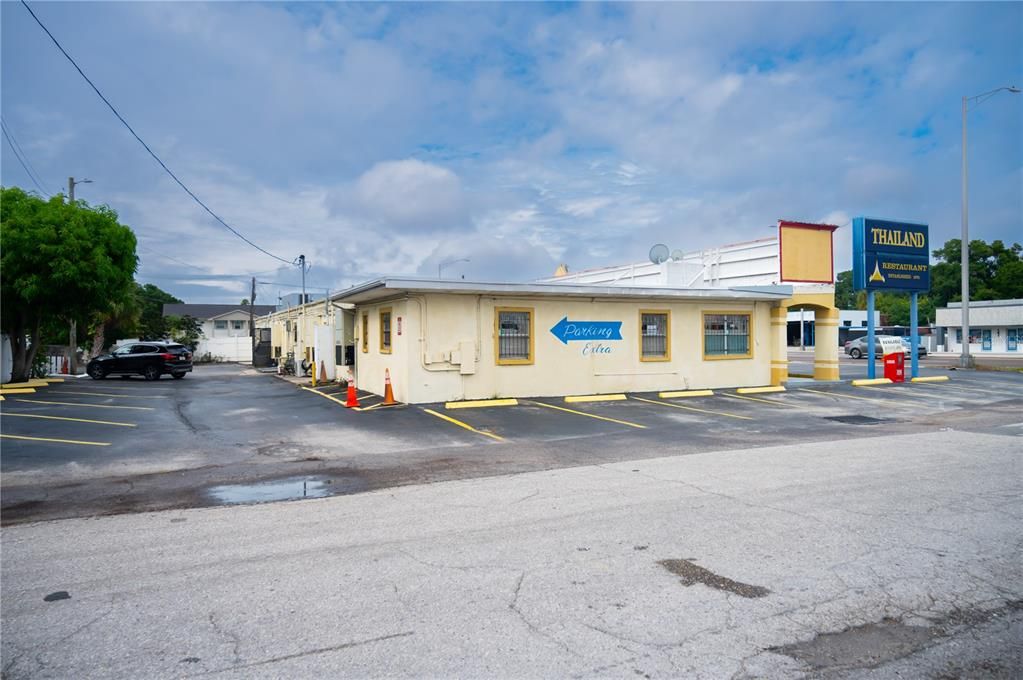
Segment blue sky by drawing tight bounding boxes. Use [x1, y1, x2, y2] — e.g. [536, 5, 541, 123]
[2, 1, 1021, 303]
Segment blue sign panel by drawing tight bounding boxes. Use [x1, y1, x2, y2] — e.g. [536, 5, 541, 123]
[853, 217, 930, 291]
[550, 317, 623, 345]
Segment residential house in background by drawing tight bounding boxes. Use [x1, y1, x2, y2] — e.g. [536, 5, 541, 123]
[163, 303, 275, 362]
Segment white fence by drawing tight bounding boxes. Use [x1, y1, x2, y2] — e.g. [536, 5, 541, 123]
[196, 337, 252, 363]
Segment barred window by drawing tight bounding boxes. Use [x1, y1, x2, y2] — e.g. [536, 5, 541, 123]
[704, 313, 751, 358]
[496, 308, 533, 364]
[380, 308, 392, 353]
[640, 311, 670, 361]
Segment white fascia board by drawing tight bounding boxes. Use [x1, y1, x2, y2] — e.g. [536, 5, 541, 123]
[331, 277, 793, 304]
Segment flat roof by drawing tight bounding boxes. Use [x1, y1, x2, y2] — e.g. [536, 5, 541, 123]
[331, 277, 793, 305]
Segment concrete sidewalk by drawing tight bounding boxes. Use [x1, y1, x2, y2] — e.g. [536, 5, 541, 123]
[2, 430, 1021, 678]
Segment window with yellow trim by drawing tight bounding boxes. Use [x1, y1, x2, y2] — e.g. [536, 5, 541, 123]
[703, 313, 751, 358]
[361, 313, 368, 353]
[496, 308, 533, 364]
[640, 310, 670, 361]
[379, 308, 392, 353]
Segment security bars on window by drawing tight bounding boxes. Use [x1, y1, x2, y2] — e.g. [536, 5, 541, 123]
[641, 313, 668, 358]
[498, 311, 531, 361]
[704, 314, 750, 356]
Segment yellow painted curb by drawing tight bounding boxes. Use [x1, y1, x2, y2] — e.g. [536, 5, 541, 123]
[445, 398, 519, 409]
[911, 376, 950, 383]
[42, 378, 66, 383]
[1, 380, 49, 389]
[736, 386, 786, 395]
[852, 378, 893, 386]
[0, 395, 4, 401]
[658, 390, 714, 399]
[564, 394, 627, 403]
[0, 388, 36, 394]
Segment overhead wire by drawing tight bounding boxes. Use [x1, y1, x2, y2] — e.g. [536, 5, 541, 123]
[1, 119, 52, 197]
[19, 0, 296, 266]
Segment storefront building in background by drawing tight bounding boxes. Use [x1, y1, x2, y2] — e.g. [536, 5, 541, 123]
[934, 299, 1023, 353]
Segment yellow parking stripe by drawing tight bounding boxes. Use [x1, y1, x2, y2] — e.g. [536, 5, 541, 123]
[300, 386, 350, 407]
[857, 386, 932, 400]
[527, 400, 646, 429]
[911, 376, 949, 383]
[53, 390, 169, 399]
[1, 412, 137, 427]
[1, 433, 110, 447]
[722, 392, 798, 408]
[445, 398, 519, 409]
[658, 390, 713, 398]
[914, 382, 1019, 398]
[11, 398, 154, 411]
[631, 396, 752, 420]
[422, 408, 505, 441]
[564, 394, 626, 403]
[0, 388, 36, 394]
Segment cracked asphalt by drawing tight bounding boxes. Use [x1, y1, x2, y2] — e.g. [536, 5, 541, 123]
[2, 428, 1021, 678]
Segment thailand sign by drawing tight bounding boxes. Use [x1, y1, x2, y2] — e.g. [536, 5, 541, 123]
[852, 217, 930, 291]
[549, 317, 623, 345]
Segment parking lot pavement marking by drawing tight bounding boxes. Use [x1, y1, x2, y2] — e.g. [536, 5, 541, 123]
[911, 376, 949, 383]
[797, 387, 901, 404]
[1, 412, 137, 427]
[0, 433, 110, 447]
[421, 408, 505, 441]
[913, 382, 1021, 399]
[658, 390, 714, 398]
[53, 390, 169, 399]
[526, 400, 647, 429]
[736, 386, 786, 395]
[631, 396, 753, 420]
[11, 398, 155, 411]
[299, 386, 350, 408]
[41, 377, 65, 383]
[1, 380, 50, 389]
[721, 392, 798, 408]
[852, 378, 893, 386]
[857, 385, 934, 401]
[445, 398, 519, 409]
[564, 394, 627, 403]
[0, 388, 36, 394]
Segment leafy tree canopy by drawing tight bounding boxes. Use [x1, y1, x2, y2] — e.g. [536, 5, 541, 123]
[1, 187, 138, 381]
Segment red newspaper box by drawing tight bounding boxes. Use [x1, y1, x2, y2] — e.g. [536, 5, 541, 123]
[883, 351, 905, 383]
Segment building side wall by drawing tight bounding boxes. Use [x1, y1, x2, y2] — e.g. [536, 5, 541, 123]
[354, 294, 774, 404]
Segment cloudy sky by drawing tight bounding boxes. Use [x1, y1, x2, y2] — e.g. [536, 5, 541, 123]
[2, 2, 1021, 303]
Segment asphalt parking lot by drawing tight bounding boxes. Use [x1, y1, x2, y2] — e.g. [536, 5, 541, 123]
[2, 363, 1021, 524]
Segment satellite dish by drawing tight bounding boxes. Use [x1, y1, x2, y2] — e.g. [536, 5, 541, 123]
[649, 244, 670, 264]
[671, 249, 684, 262]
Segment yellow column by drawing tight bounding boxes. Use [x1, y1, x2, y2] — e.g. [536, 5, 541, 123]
[813, 308, 840, 380]
[770, 306, 789, 386]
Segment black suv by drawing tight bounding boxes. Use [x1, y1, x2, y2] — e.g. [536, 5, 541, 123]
[87, 342, 193, 380]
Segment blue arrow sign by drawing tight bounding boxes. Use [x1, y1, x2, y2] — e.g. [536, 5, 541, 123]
[550, 317, 623, 345]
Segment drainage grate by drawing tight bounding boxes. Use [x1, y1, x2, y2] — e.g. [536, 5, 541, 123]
[823, 415, 887, 425]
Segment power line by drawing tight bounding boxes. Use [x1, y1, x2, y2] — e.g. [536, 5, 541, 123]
[1, 120, 51, 197]
[20, 0, 295, 266]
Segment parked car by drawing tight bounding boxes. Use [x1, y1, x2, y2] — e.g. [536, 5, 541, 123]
[844, 335, 925, 359]
[87, 342, 193, 380]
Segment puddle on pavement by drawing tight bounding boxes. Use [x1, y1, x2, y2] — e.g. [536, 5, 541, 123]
[658, 558, 770, 598]
[769, 617, 940, 670]
[206, 477, 338, 505]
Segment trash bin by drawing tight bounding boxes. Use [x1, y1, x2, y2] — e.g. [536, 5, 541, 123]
[883, 351, 905, 383]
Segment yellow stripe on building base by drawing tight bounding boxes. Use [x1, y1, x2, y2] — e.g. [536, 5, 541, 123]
[814, 367, 841, 380]
[658, 390, 713, 399]
[736, 386, 786, 395]
[852, 378, 893, 386]
[564, 394, 626, 403]
[445, 398, 519, 409]
[911, 376, 950, 383]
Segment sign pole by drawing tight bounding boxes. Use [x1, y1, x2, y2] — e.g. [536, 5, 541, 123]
[866, 290, 876, 379]
[910, 292, 919, 379]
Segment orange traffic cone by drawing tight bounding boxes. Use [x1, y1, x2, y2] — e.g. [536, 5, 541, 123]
[344, 369, 360, 408]
[382, 368, 397, 406]
[319, 361, 327, 384]
[61, 356, 69, 374]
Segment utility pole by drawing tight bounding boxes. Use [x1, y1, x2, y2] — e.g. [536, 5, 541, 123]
[298, 254, 306, 367]
[66, 176, 91, 374]
[250, 277, 256, 366]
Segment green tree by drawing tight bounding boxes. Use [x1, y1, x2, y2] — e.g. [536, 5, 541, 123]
[165, 315, 203, 351]
[929, 238, 1023, 307]
[834, 270, 856, 309]
[1, 187, 137, 382]
[136, 282, 182, 340]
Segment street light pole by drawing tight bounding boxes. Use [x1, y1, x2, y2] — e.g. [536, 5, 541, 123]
[438, 257, 470, 278]
[960, 86, 1020, 369]
[66, 177, 92, 374]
